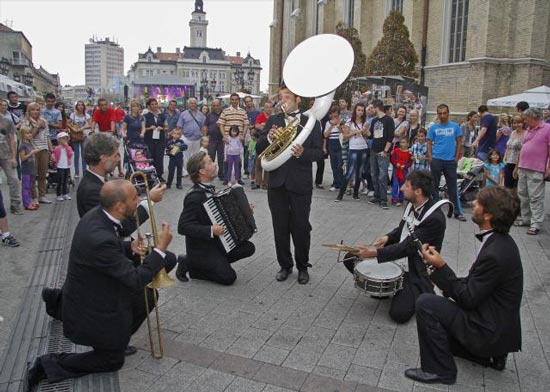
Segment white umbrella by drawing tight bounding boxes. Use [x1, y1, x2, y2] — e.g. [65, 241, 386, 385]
[487, 85, 550, 108]
[218, 92, 262, 99]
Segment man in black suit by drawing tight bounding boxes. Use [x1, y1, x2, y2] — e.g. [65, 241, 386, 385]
[349, 171, 447, 323]
[405, 186, 523, 385]
[256, 84, 323, 284]
[25, 180, 177, 390]
[177, 151, 255, 285]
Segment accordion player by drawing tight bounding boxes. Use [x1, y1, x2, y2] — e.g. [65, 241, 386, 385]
[203, 185, 257, 253]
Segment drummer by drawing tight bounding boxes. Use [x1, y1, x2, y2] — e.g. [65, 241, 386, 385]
[345, 170, 447, 323]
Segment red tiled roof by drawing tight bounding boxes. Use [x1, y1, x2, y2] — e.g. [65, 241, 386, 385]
[227, 56, 244, 65]
[156, 53, 179, 61]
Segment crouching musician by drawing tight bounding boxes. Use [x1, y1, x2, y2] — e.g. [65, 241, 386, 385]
[177, 152, 255, 285]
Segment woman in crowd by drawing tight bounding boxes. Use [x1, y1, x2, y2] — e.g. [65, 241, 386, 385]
[392, 106, 409, 149]
[67, 101, 91, 178]
[503, 114, 526, 189]
[323, 106, 344, 192]
[335, 103, 369, 202]
[460, 111, 478, 158]
[495, 113, 511, 156]
[19, 103, 52, 204]
[200, 104, 209, 117]
[405, 109, 422, 147]
[121, 100, 145, 143]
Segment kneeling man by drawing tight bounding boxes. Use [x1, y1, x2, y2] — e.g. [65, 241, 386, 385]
[405, 186, 522, 385]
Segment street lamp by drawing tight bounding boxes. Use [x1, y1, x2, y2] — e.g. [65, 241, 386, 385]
[234, 68, 245, 91]
[0, 57, 10, 76]
[247, 67, 255, 92]
[210, 79, 217, 95]
[23, 72, 33, 86]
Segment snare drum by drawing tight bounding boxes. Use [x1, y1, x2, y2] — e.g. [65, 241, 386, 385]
[353, 259, 404, 297]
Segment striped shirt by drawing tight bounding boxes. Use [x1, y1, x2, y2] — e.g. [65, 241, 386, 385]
[217, 106, 249, 138]
[325, 122, 340, 140]
[410, 142, 429, 172]
[21, 118, 50, 151]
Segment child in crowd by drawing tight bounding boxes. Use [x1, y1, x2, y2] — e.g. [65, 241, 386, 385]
[19, 128, 39, 210]
[224, 125, 244, 186]
[199, 135, 209, 154]
[390, 137, 412, 206]
[165, 128, 187, 189]
[248, 137, 257, 187]
[410, 128, 430, 172]
[484, 148, 505, 187]
[53, 132, 73, 201]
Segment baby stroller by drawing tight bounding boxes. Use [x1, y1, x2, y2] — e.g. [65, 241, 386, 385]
[124, 141, 159, 193]
[46, 152, 74, 192]
[438, 157, 484, 203]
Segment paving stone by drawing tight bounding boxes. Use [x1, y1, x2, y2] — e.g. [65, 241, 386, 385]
[311, 365, 347, 381]
[283, 349, 322, 373]
[253, 362, 307, 391]
[453, 358, 484, 388]
[136, 355, 180, 376]
[210, 352, 263, 379]
[331, 324, 367, 348]
[343, 364, 381, 386]
[119, 369, 159, 392]
[266, 328, 304, 350]
[152, 361, 208, 392]
[174, 328, 210, 345]
[300, 373, 357, 392]
[386, 343, 419, 366]
[377, 360, 414, 392]
[254, 345, 291, 366]
[199, 331, 240, 352]
[224, 376, 266, 392]
[262, 385, 295, 392]
[317, 343, 357, 371]
[185, 368, 236, 392]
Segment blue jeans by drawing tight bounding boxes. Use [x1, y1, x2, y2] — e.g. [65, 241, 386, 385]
[71, 140, 87, 175]
[391, 170, 407, 202]
[370, 152, 390, 203]
[328, 139, 343, 189]
[431, 158, 460, 216]
[338, 148, 368, 198]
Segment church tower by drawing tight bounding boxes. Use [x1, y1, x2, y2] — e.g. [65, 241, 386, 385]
[189, 0, 207, 48]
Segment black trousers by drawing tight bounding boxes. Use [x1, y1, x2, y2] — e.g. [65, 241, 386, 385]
[207, 138, 225, 180]
[38, 253, 177, 383]
[56, 168, 70, 196]
[343, 260, 429, 323]
[415, 293, 493, 378]
[315, 158, 325, 186]
[167, 155, 183, 186]
[188, 241, 255, 285]
[146, 140, 166, 178]
[267, 186, 313, 271]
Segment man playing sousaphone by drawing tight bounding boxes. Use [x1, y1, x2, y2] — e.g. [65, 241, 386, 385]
[344, 170, 448, 323]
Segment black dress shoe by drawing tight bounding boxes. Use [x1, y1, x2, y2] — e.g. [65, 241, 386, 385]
[275, 268, 292, 281]
[490, 354, 507, 371]
[404, 368, 456, 385]
[41, 287, 62, 320]
[297, 270, 310, 284]
[176, 255, 189, 282]
[25, 359, 46, 392]
[125, 345, 138, 356]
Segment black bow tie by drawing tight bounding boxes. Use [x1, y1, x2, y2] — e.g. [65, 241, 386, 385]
[113, 222, 124, 236]
[201, 183, 216, 192]
[475, 230, 494, 242]
[288, 111, 300, 117]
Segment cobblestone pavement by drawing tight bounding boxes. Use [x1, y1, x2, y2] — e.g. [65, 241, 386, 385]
[1, 169, 549, 392]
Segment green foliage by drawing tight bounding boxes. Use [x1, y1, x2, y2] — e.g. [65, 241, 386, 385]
[365, 10, 419, 78]
[334, 22, 367, 104]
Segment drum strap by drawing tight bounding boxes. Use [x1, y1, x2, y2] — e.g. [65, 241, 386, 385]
[396, 199, 452, 271]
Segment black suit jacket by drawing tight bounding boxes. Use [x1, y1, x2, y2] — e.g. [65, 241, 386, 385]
[377, 199, 446, 291]
[256, 113, 323, 194]
[177, 184, 225, 263]
[431, 232, 523, 356]
[76, 170, 148, 236]
[62, 206, 166, 350]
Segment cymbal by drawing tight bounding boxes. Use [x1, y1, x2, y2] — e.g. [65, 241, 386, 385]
[322, 243, 360, 253]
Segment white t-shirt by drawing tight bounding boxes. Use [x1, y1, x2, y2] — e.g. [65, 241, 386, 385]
[346, 120, 368, 150]
[57, 148, 69, 169]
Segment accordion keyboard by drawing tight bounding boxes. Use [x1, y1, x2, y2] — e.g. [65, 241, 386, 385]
[204, 197, 237, 253]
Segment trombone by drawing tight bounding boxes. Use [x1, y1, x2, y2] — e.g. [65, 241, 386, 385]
[129, 171, 175, 359]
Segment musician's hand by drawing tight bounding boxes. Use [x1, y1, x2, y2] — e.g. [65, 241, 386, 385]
[131, 237, 147, 256]
[354, 244, 377, 259]
[421, 244, 446, 268]
[156, 222, 172, 252]
[373, 236, 389, 248]
[149, 183, 167, 203]
[291, 144, 304, 158]
[212, 224, 225, 236]
[249, 203, 254, 214]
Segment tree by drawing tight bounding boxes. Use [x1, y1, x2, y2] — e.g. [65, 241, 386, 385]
[365, 10, 418, 78]
[334, 22, 367, 104]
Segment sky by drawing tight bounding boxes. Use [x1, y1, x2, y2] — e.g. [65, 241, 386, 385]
[0, 0, 274, 91]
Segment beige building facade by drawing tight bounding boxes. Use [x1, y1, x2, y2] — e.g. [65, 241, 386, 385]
[269, 0, 550, 115]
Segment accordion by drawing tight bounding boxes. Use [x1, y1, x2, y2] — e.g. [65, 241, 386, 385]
[203, 185, 257, 253]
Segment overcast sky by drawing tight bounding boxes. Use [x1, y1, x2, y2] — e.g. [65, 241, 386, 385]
[0, 0, 273, 91]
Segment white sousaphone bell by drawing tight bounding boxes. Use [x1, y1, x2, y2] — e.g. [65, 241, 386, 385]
[260, 34, 355, 172]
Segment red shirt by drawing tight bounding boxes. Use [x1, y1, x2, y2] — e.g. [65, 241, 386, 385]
[255, 112, 269, 125]
[113, 108, 125, 122]
[93, 108, 115, 132]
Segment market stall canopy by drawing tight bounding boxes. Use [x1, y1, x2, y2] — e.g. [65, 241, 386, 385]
[487, 86, 550, 108]
[0, 75, 36, 100]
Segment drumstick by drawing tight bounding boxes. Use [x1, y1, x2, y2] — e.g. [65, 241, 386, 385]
[336, 243, 376, 263]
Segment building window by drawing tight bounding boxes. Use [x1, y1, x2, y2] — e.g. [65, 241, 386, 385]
[390, 0, 403, 13]
[448, 0, 469, 63]
[203, 57, 206, 64]
[346, 0, 355, 27]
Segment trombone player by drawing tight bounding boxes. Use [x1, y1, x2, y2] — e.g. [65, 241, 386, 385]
[25, 180, 177, 390]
